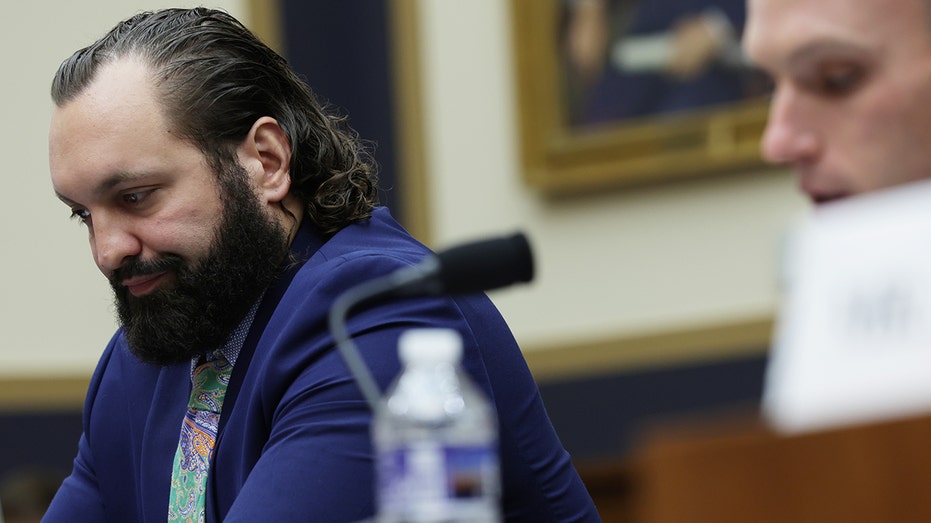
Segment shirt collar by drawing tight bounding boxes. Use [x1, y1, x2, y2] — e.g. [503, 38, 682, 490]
[189, 297, 262, 382]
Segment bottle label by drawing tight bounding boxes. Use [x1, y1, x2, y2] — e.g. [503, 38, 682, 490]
[377, 441, 500, 521]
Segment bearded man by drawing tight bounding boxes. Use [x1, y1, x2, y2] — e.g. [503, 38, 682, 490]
[43, 8, 600, 523]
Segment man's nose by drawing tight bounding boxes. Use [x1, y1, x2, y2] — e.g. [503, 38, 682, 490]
[760, 85, 821, 166]
[90, 213, 142, 276]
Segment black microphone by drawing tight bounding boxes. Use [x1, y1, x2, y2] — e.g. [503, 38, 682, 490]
[376, 232, 534, 298]
[328, 232, 535, 412]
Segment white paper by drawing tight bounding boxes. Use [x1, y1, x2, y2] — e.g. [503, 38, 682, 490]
[765, 179, 931, 433]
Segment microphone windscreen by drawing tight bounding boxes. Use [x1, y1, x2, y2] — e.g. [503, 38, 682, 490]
[437, 232, 534, 295]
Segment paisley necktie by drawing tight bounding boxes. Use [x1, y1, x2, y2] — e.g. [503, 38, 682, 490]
[167, 354, 232, 523]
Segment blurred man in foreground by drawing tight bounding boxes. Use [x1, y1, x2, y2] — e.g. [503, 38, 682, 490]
[743, 0, 931, 202]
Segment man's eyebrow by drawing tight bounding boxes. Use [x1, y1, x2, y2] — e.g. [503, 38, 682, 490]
[54, 171, 151, 205]
[786, 39, 873, 69]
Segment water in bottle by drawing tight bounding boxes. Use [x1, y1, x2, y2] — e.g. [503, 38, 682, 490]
[374, 328, 501, 522]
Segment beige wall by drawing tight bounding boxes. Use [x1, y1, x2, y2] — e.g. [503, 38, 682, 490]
[0, 0, 807, 384]
[413, 0, 808, 369]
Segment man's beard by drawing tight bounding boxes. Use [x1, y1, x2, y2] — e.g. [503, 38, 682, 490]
[110, 162, 291, 366]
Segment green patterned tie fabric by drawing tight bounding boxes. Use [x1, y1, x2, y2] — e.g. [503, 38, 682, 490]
[167, 355, 233, 523]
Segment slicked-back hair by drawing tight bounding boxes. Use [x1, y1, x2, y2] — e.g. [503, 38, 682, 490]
[51, 7, 378, 235]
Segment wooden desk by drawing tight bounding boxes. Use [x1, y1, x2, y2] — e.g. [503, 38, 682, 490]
[578, 414, 931, 522]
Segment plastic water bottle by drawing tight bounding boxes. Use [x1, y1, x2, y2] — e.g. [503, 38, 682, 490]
[374, 328, 501, 522]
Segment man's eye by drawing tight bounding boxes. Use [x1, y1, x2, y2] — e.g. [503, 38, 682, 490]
[121, 189, 156, 206]
[70, 208, 91, 223]
[816, 65, 864, 96]
[122, 192, 144, 204]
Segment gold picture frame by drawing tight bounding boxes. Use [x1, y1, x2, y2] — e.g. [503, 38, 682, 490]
[511, 0, 772, 196]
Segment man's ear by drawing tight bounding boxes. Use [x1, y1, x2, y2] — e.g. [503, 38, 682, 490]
[237, 116, 292, 204]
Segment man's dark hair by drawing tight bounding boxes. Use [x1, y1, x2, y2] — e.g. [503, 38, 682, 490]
[51, 7, 378, 235]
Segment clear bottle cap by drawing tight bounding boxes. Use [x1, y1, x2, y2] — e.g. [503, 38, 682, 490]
[398, 328, 463, 364]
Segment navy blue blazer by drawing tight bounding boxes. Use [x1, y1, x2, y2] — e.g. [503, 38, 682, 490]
[44, 207, 600, 522]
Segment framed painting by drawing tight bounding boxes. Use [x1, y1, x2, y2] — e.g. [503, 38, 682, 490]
[511, 0, 773, 196]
